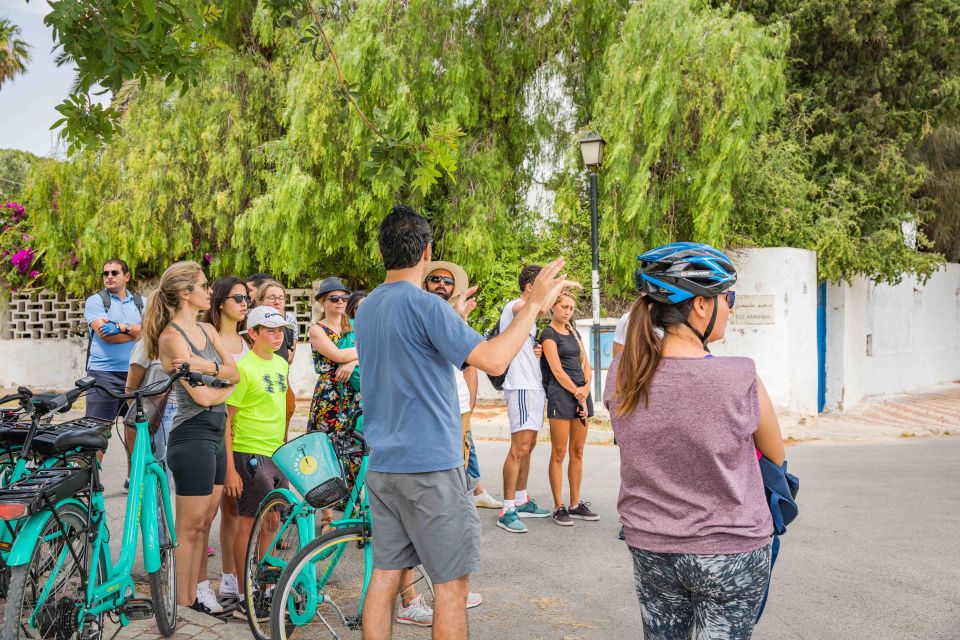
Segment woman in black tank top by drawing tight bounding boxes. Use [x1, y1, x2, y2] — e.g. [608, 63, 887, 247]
[142, 261, 239, 613]
[540, 291, 597, 525]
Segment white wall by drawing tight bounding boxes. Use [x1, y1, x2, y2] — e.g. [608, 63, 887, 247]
[711, 248, 819, 415]
[826, 265, 960, 409]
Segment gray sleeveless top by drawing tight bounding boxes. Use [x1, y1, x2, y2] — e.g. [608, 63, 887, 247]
[168, 322, 224, 429]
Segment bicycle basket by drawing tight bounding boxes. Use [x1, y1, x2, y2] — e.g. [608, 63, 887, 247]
[272, 432, 347, 509]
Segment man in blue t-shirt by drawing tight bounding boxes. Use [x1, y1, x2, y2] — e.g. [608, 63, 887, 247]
[84, 258, 143, 422]
[355, 204, 576, 639]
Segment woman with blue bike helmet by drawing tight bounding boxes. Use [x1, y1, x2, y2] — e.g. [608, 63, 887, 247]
[604, 242, 785, 639]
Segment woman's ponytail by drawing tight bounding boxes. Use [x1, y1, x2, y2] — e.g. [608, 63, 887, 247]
[613, 297, 663, 415]
[142, 261, 203, 359]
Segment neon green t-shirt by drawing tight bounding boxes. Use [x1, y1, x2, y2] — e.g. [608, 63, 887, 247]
[226, 351, 289, 456]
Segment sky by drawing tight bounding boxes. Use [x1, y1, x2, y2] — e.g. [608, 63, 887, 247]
[0, 2, 107, 158]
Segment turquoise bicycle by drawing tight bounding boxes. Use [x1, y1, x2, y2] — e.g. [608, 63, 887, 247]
[262, 414, 433, 640]
[0, 364, 223, 639]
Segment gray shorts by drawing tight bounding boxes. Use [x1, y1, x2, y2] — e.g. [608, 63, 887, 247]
[366, 467, 481, 584]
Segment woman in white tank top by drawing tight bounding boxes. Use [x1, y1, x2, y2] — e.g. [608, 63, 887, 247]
[202, 276, 251, 603]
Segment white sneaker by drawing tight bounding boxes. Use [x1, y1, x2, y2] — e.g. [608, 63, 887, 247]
[219, 573, 240, 599]
[396, 595, 433, 626]
[196, 581, 224, 614]
[474, 491, 502, 510]
[466, 591, 482, 609]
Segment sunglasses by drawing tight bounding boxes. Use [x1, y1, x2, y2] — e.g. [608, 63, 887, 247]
[325, 295, 349, 303]
[102, 269, 122, 278]
[426, 275, 455, 286]
[228, 294, 251, 305]
[192, 281, 211, 292]
[262, 295, 285, 303]
[723, 291, 736, 309]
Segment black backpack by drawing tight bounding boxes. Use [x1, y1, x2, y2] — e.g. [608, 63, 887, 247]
[85, 289, 145, 369]
[485, 307, 509, 390]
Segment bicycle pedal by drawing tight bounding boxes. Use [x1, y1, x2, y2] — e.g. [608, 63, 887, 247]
[119, 598, 154, 620]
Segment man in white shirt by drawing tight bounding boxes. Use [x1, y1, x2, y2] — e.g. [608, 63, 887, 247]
[423, 262, 502, 510]
[497, 265, 553, 533]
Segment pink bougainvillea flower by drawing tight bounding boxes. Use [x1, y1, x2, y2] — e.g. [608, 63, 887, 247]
[29, 270, 39, 278]
[11, 247, 35, 275]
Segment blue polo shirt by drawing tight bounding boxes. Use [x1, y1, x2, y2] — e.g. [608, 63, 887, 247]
[355, 281, 483, 473]
[84, 291, 143, 372]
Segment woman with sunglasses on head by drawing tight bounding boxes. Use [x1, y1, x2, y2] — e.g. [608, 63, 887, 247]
[604, 243, 784, 640]
[256, 280, 299, 429]
[142, 262, 240, 616]
[201, 276, 252, 606]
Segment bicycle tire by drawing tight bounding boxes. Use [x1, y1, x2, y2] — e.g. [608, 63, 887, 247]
[1, 502, 96, 639]
[243, 492, 301, 640]
[269, 525, 370, 640]
[147, 483, 176, 636]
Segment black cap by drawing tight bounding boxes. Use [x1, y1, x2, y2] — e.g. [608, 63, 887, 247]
[314, 277, 351, 300]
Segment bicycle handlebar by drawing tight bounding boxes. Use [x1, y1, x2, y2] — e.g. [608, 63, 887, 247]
[14, 365, 231, 417]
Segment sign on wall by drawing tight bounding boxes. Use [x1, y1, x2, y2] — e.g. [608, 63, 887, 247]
[730, 295, 775, 325]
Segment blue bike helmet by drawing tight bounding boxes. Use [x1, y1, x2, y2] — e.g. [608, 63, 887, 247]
[634, 242, 736, 349]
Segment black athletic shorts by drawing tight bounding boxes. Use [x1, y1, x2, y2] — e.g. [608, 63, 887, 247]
[166, 409, 227, 496]
[234, 452, 288, 517]
[546, 381, 595, 421]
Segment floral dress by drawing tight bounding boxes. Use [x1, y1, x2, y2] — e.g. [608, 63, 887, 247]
[307, 322, 362, 494]
[306, 323, 361, 435]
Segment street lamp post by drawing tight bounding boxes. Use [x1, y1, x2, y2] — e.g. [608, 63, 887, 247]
[579, 131, 606, 402]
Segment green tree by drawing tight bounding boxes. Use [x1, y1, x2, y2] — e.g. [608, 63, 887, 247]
[715, 0, 960, 282]
[0, 17, 30, 89]
[0, 149, 39, 200]
[555, 0, 789, 294]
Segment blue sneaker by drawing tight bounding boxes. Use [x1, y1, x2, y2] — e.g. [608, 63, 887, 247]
[515, 498, 551, 518]
[496, 509, 528, 533]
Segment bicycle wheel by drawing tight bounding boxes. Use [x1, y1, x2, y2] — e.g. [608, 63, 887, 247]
[147, 484, 176, 636]
[1, 502, 97, 639]
[269, 525, 370, 640]
[244, 493, 301, 640]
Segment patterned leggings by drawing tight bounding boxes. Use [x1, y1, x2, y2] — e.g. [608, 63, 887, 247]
[629, 545, 771, 640]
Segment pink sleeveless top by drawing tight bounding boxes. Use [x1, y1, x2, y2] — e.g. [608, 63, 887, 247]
[605, 355, 772, 554]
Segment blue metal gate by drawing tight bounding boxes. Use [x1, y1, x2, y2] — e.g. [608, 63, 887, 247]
[816, 282, 827, 412]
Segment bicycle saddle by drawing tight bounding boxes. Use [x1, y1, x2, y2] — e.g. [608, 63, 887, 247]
[54, 428, 108, 452]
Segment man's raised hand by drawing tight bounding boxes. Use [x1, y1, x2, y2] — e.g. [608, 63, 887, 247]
[529, 258, 581, 310]
[454, 286, 479, 320]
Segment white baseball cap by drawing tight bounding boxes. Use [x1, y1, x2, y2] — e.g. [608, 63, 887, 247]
[246, 306, 295, 331]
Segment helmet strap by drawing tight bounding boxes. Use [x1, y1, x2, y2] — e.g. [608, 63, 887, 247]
[680, 297, 719, 353]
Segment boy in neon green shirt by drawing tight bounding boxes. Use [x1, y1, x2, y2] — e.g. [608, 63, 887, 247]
[224, 305, 294, 619]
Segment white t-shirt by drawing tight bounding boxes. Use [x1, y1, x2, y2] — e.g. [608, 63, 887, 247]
[129, 339, 154, 368]
[613, 312, 631, 346]
[613, 311, 663, 346]
[454, 367, 470, 415]
[499, 299, 541, 390]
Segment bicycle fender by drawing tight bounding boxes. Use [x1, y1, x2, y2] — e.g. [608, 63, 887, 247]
[262, 487, 300, 506]
[6, 497, 88, 567]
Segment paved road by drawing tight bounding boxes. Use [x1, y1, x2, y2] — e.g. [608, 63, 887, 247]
[95, 435, 960, 639]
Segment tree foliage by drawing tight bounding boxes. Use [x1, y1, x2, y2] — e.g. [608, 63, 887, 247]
[558, 0, 788, 293]
[714, 0, 960, 282]
[0, 17, 30, 89]
[22, 0, 960, 312]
